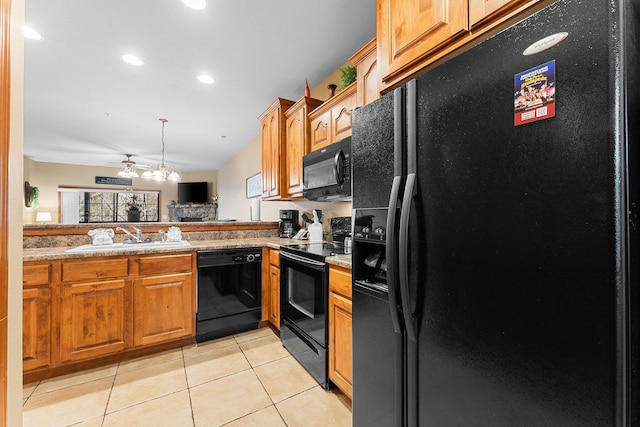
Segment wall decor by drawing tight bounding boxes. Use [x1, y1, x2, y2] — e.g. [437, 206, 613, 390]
[246, 173, 262, 198]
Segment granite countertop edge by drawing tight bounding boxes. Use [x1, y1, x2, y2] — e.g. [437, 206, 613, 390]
[23, 237, 352, 269]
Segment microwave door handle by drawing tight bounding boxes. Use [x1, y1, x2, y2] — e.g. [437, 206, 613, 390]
[334, 150, 345, 186]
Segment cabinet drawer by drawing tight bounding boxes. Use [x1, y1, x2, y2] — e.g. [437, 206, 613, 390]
[269, 249, 280, 267]
[62, 258, 129, 283]
[329, 265, 352, 299]
[23, 263, 51, 287]
[137, 253, 193, 276]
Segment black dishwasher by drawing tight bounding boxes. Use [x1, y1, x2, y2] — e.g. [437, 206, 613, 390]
[196, 248, 262, 342]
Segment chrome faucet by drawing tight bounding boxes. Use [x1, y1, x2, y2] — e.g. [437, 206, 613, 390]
[158, 230, 166, 242]
[131, 225, 143, 242]
[116, 226, 143, 243]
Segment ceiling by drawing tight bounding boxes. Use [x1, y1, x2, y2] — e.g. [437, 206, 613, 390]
[23, 0, 376, 174]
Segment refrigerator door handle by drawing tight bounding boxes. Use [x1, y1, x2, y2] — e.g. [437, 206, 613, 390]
[398, 171, 418, 343]
[385, 85, 405, 335]
[386, 175, 403, 334]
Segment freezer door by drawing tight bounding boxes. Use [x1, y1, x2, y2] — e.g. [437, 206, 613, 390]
[352, 91, 396, 209]
[407, 0, 633, 425]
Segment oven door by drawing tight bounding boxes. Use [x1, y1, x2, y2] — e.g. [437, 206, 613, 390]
[279, 251, 328, 347]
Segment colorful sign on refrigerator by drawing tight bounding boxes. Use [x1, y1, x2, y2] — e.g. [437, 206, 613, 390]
[514, 60, 556, 126]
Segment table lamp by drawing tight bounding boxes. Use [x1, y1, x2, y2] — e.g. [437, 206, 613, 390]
[36, 212, 52, 224]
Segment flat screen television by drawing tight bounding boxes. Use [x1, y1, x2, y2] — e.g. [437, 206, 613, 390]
[177, 182, 208, 204]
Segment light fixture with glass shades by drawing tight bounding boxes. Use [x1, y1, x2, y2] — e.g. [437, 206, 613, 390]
[141, 118, 181, 182]
[117, 154, 139, 178]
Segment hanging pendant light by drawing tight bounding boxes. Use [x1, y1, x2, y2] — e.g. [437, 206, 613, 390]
[118, 154, 139, 178]
[142, 118, 180, 182]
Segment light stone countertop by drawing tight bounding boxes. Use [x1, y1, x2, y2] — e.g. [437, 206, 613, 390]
[23, 237, 352, 269]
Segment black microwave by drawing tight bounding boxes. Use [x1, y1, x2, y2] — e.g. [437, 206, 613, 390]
[303, 137, 352, 201]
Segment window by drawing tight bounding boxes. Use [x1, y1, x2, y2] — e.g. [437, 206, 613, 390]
[59, 188, 160, 223]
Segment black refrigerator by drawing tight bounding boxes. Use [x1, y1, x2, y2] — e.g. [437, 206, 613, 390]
[351, 0, 639, 425]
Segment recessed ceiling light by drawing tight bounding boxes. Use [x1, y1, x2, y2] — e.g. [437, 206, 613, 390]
[122, 54, 145, 67]
[182, 0, 206, 10]
[24, 26, 43, 40]
[197, 75, 215, 84]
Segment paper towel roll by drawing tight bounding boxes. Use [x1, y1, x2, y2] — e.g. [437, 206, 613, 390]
[250, 198, 260, 221]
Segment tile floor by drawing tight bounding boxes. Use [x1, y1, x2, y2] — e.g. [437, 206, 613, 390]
[22, 327, 352, 427]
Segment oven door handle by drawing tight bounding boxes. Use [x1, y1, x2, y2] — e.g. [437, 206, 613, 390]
[280, 251, 327, 269]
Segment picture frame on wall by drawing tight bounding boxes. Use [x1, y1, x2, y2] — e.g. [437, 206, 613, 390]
[246, 173, 261, 198]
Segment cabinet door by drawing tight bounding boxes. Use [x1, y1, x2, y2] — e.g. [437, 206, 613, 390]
[261, 110, 278, 198]
[351, 38, 380, 108]
[284, 97, 323, 199]
[23, 286, 51, 371]
[285, 108, 306, 198]
[259, 98, 294, 200]
[331, 84, 356, 143]
[268, 264, 280, 329]
[329, 291, 353, 399]
[310, 109, 331, 152]
[133, 272, 194, 346]
[377, 0, 468, 84]
[60, 279, 129, 363]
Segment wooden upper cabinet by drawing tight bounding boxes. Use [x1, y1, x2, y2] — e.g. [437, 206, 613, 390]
[350, 38, 380, 107]
[377, 0, 468, 86]
[284, 97, 324, 199]
[309, 82, 357, 152]
[377, 0, 549, 89]
[470, 0, 511, 26]
[259, 98, 295, 200]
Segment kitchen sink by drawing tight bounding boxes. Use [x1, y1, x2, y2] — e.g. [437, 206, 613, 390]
[66, 240, 192, 253]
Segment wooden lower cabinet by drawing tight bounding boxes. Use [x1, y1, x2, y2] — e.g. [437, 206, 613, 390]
[60, 279, 130, 363]
[22, 285, 51, 371]
[268, 249, 280, 329]
[133, 272, 194, 346]
[23, 251, 196, 378]
[328, 264, 353, 399]
[23, 262, 52, 371]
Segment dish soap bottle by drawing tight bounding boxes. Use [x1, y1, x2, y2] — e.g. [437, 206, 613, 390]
[308, 210, 323, 242]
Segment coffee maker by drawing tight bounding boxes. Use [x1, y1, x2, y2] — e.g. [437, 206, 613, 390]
[279, 210, 300, 238]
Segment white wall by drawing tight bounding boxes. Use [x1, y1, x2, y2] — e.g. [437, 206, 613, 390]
[22, 158, 217, 223]
[216, 64, 354, 233]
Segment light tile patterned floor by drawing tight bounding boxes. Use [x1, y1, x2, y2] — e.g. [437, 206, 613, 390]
[22, 327, 352, 427]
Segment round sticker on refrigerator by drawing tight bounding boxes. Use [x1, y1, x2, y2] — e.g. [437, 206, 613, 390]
[523, 32, 568, 56]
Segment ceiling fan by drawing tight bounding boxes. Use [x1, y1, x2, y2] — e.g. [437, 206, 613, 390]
[116, 154, 149, 178]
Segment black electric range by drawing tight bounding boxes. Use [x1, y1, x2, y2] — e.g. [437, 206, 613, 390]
[278, 216, 351, 389]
